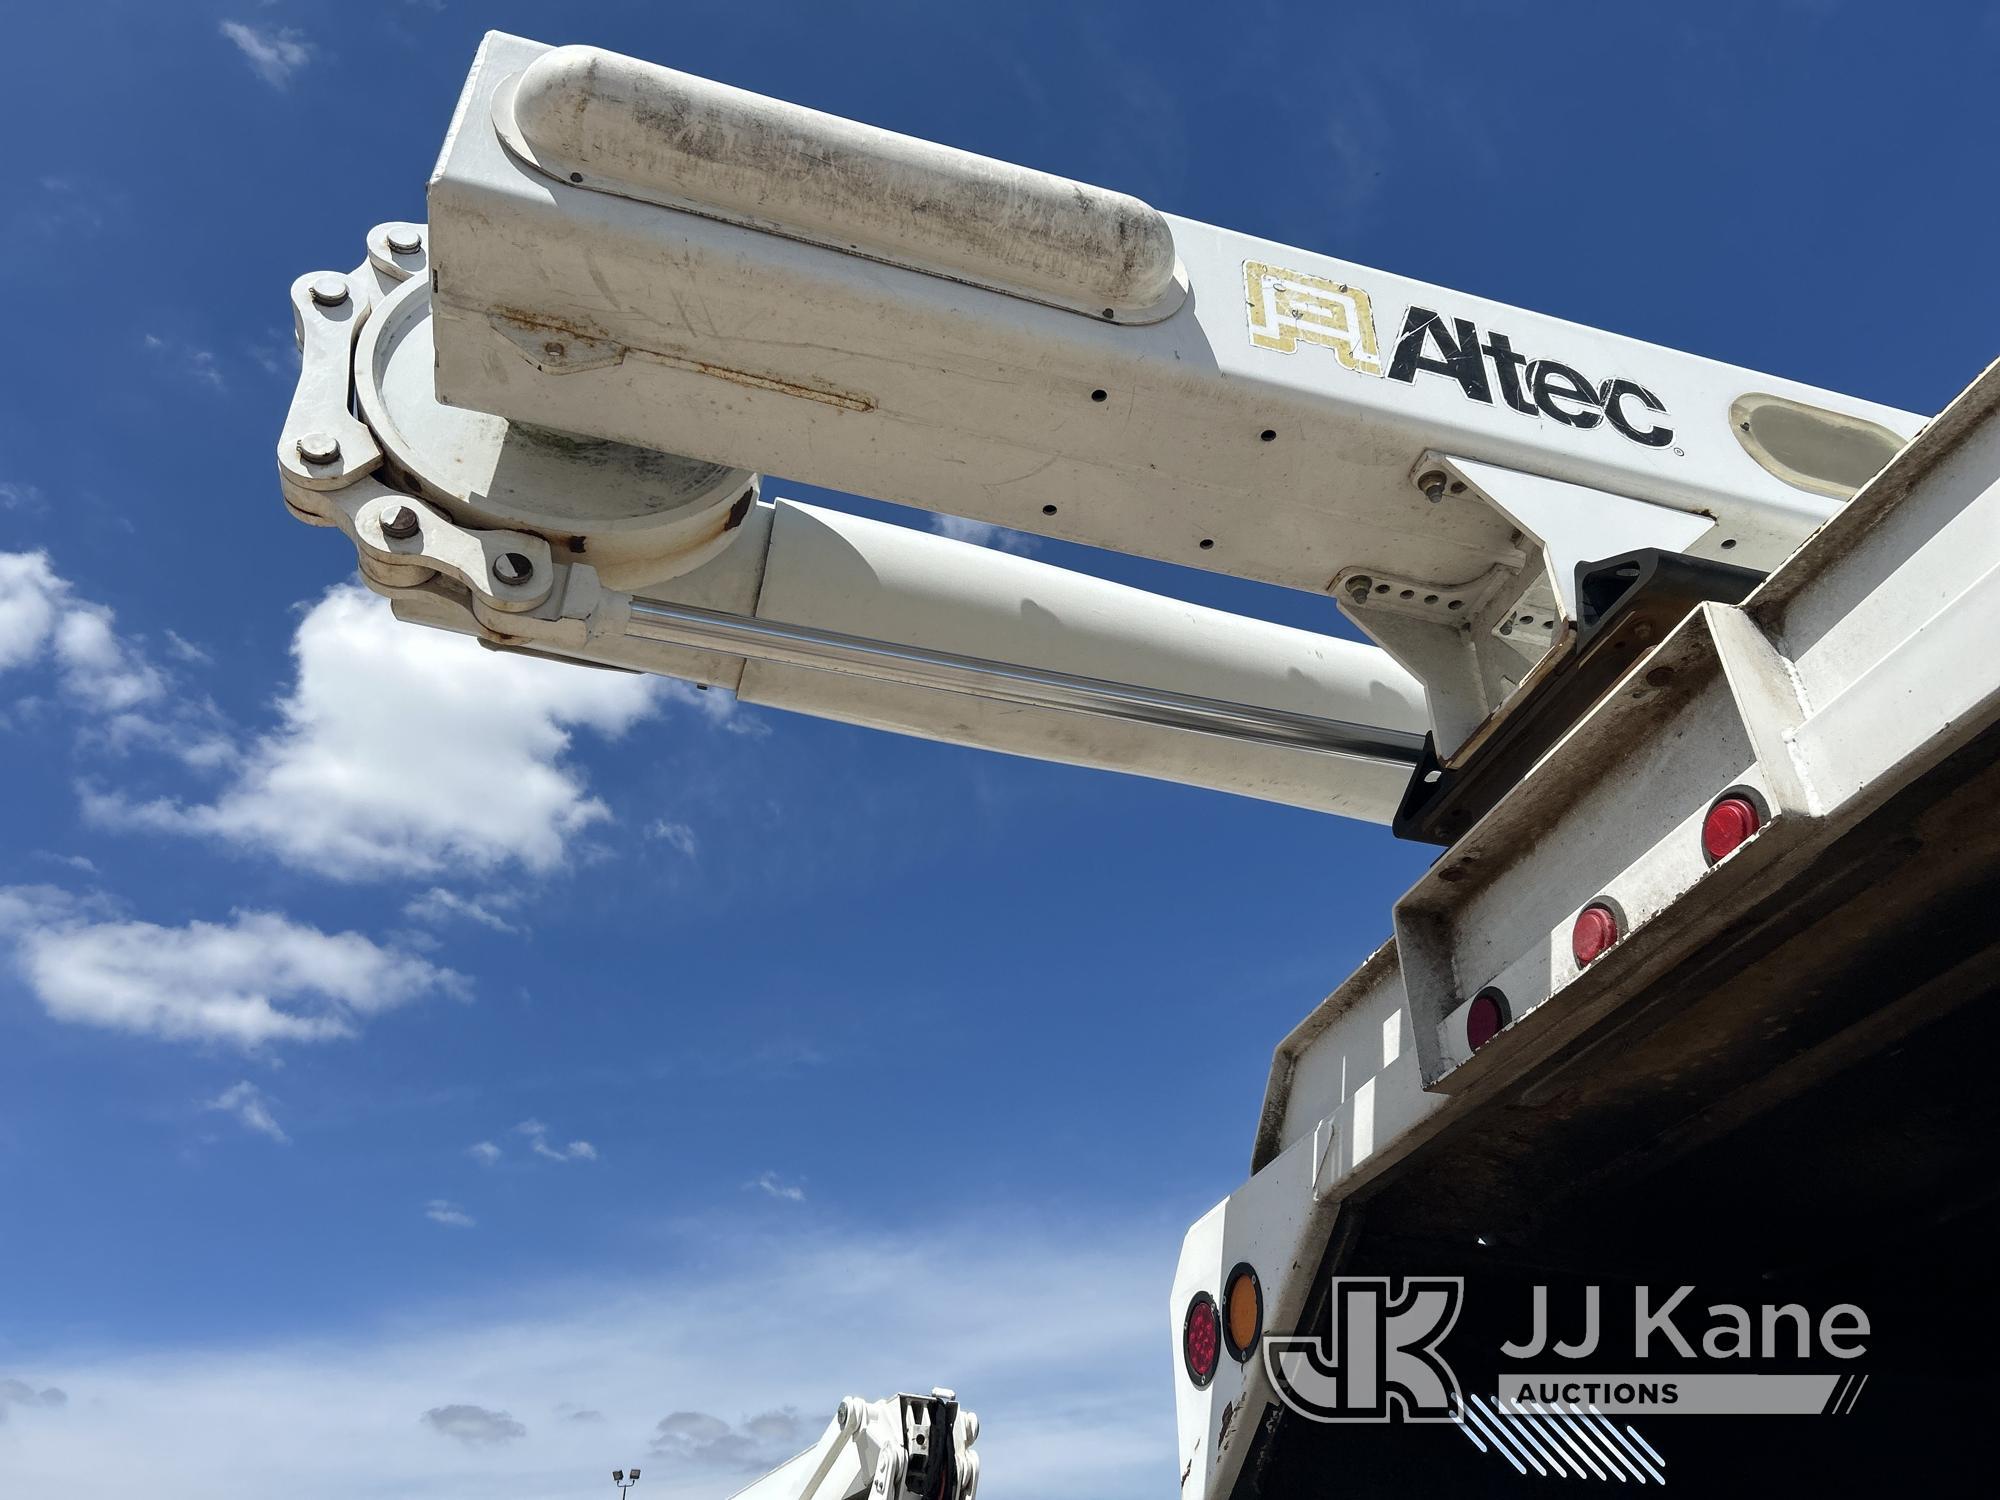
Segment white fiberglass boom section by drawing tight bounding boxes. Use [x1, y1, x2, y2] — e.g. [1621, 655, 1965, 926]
[278, 231, 1426, 823]
[425, 35, 1922, 768]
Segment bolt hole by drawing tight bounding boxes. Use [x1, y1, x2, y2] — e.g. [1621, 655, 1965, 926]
[1259, 429, 1276, 442]
[1423, 594, 1439, 604]
[1449, 481, 1466, 494]
[568, 172, 583, 183]
[1042, 504, 1058, 516]
[1101, 308, 1115, 320]
[1090, 388, 1107, 402]
[1447, 598, 1464, 611]
[1399, 588, 1415, 599]
[1199, 538, 1215, 550]
[1374, 583, 1390, 594]
[1720, 537, 1738, 549]
[1518, 614, 1534, 624]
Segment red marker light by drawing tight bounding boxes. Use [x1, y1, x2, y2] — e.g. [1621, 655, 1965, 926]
[1702, 795, 1762, 863]
[1183, 1293, 1220, 1388]
[1572, 904, 1620, 966]
[1466, 988, 1509, 1052]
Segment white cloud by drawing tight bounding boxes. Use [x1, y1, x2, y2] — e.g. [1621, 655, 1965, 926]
[0, 886, 463, 1049]
[746, 1171, 806, 1203]
[422, 1403, 524, 1445]
[516, 1118, 596, 1163]
[928, 513, 1038, 554]
[204, 1080, 288, 1143]
[404, 887, 518, 934]
[646, 819, 698, 858]
[220, 21, 313, 88]
[91, 585, 661, 881]
[142, 333, 226, 392]
[424, 1200, 476, 1229]
[0, 551, 229, 765]
[0, 480, 47, 513]
[36, 852, 99, 875]
[0, 1217, 1170, 1499]
[164, 631, 213, 667]
[0, 552, 161, 708]
[467, 1141, 502, 1166]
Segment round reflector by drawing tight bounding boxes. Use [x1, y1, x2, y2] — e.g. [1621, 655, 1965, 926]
[1572, 903, 1620, 966]
[1466, 988, 1509, 1052]
[1702, 795, 1762, 863]
[1223, 1264, 1263, 1361]
[1183, 1293, 1220, 1388]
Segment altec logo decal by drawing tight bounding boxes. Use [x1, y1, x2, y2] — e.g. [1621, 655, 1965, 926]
[1244, 261, 1674, 448]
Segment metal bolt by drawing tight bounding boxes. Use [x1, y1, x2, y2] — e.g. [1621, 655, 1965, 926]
[296, 431, 340, 465]
[387, 226, 423, 255]
[1418, 469, 1448, 503]
[492, 551, 535, 587]
[381, 505, 420, 541]
[308, 274, 350, 308]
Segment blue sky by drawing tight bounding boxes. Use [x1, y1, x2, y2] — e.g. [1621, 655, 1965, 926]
[2, 2, 1996, 1496]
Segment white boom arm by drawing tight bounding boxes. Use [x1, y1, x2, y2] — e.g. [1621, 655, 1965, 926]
[274, 31, 1926, 836]
[280, 224, 1429, 824]
[409, 34, 1922, 776]
[726, 1391, 978, 1500]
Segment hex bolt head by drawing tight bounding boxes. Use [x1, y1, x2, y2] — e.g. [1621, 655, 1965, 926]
[308, 274, 350, 308]
[1417, 469, 1449, 503]
[380, 505, 420, 541]
[296, 431, 341, 465]
[492, 551, 535, 587]
[386, 226, 424, 255]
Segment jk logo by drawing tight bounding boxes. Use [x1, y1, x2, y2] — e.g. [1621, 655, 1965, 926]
[1265, 1276, 1465, 1422]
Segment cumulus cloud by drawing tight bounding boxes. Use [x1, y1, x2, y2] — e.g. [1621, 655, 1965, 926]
[204, 1080, 288, 1143]
[0, 550, 231, 766]
[421, 1404, 523, 1445]
[219, 21, 312, 88]
[0, 551, 163, 710]
[89, 585, 661, 881]
[746, 1171, 806, 1203]
[651, 1407, 811, 1470]
[516, 1119, 596, 1163]
[928, 514, 1038, 554]
[0, 1379, 68, 1423]
[467, 1141, 502, 1166]
[424, 1200, 476, 1229]
[0, 886, 462, 1049]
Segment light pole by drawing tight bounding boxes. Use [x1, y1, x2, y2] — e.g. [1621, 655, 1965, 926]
[612, 1467, 641, 1499]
